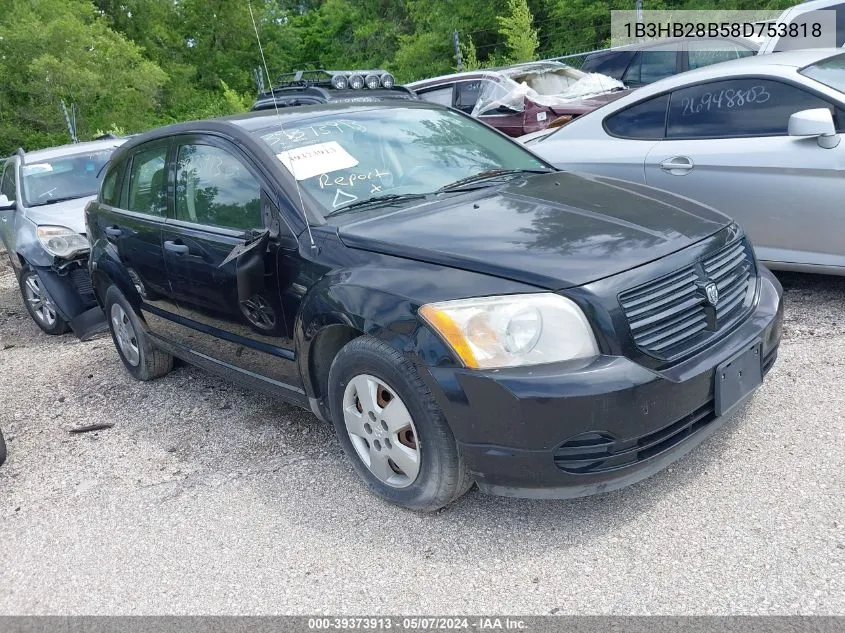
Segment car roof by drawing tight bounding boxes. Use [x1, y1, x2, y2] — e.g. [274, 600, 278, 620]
[586, 35, 758, 58]
[605, 48, 844, 100]
[406, 61, 570, 87]
[116, 101, 449, 153]
[17, 138, 126, 164]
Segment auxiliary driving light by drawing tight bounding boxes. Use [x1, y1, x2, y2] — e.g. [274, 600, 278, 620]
[331, 74, 349, 90]
[365, 74, 381, 90]
[348, 74, 365, 90]
[380, 73, 395, 88]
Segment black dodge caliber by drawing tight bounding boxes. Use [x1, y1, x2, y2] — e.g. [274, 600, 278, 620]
[86, 102, 783, 511]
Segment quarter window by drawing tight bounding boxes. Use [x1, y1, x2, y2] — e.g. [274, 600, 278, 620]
[418, 86, 454, 107]
[175, 144, 261, 231]
[127, 146, 167, 216]
[100, 163, 121, 206]
[605, 94, 669, 139]
[666, 79, 835, 139]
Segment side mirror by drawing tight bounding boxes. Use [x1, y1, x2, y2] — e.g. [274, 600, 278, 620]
[0, 194, 14, 210]
[788, 108, 840, 148]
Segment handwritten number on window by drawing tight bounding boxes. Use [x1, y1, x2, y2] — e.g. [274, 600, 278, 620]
[681, 85, 771, 117]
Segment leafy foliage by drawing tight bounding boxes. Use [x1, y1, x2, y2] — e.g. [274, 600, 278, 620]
[497, 0, 540, 63]
[0, 0, 801, 154]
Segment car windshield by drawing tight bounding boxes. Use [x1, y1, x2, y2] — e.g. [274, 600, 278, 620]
[21, 149, 113, 207]
[800, 53, 845, 95]
[254, 107, 550, 219]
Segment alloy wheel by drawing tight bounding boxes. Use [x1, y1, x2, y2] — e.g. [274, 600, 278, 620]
[342, 374, 421, 488]
[23, 273, 57, 327]
[111, 303, 140, 367]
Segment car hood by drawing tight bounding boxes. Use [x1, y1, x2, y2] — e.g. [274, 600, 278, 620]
[338, 172, 731, 290]
[24, 196, 93, 235]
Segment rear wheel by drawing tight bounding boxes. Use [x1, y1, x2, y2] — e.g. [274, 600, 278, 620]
[19, 267, 69, 335]
[328, 336, 473, 511]
[105, 286, 173, 381]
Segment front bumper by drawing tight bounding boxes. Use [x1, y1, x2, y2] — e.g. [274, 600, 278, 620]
[34, 257, 106, 340]
[425, 268, 784, 499]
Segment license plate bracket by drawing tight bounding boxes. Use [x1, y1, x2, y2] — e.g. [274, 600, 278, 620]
[715, 341, 763, 417]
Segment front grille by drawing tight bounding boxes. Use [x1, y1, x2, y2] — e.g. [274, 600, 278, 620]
[69, 267, 94, 299]
[553, 401, 716, 474]
[619, 239, 755, 360]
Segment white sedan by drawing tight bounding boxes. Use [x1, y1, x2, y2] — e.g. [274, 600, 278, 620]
[524, 48, 845, 276]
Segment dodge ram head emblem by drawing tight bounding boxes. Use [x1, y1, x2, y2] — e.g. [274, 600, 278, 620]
[704, 281, 719, 306]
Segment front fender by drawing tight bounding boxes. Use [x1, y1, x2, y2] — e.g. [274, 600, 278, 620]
[294, 267, 458, 400]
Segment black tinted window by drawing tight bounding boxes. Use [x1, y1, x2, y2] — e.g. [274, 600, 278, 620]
[605, 94, 669, 139]
[667, 79, 833, 138]
[583, 51, 636, 79]
[127, 146, 167, 216]
[100, 162, 121, 206]
[623, 47, 677, 85]
[455, 81, 482, 113]
[175, 144, 261, 231]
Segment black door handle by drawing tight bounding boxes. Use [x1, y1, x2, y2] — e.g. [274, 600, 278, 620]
[104, 226, 122, 237]
[164, 240, 190, 255]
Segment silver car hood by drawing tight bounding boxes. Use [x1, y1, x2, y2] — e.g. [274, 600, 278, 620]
[24, 195, 93, 235]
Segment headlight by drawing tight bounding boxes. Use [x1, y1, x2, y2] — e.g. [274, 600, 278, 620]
[36, 225, 89, 258]
[419, 293, 599, 369]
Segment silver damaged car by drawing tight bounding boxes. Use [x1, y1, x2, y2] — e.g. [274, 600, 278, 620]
[0, 138, 124, 336]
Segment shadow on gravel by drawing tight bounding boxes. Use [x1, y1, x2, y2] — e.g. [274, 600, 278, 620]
[775, 270, 845, 295]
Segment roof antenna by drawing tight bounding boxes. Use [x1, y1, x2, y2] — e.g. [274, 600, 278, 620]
[247, 0, 317, 251]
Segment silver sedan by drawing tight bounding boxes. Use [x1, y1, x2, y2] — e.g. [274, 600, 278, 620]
[525, 48, 845, 276]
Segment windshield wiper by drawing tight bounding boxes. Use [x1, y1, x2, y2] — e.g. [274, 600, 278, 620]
[325, 193, 428, 217]
[31, 195, 88, 207]
[437, 168, 552, 193]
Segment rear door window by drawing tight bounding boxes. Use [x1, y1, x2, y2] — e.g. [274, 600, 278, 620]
[623, 44, 679, 86]
[666, 78, 835, 138]
[454, 81, 483, 113]
[583, 51, 636, 79]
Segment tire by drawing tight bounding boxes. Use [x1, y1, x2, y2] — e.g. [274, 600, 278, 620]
[19, 267, 69, 335]
[104, 285, 173, 381]
[328, 336, 473, 512]
[0, 429, 6, 467]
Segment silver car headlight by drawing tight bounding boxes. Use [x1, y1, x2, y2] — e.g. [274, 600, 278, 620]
[36, 225, 89, 258]
[419, 293, 599, 369]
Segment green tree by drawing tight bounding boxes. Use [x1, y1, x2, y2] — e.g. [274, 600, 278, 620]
[497, 0, 540, 62]
[0, 0, 166, 153]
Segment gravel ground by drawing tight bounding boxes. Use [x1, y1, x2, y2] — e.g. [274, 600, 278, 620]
[0, 250, 843, 615]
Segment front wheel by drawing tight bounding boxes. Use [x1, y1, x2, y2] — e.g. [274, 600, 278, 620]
[328, 336, 473, 511]
[19, 267, 69, 335]
[104, 286, 173, 381]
